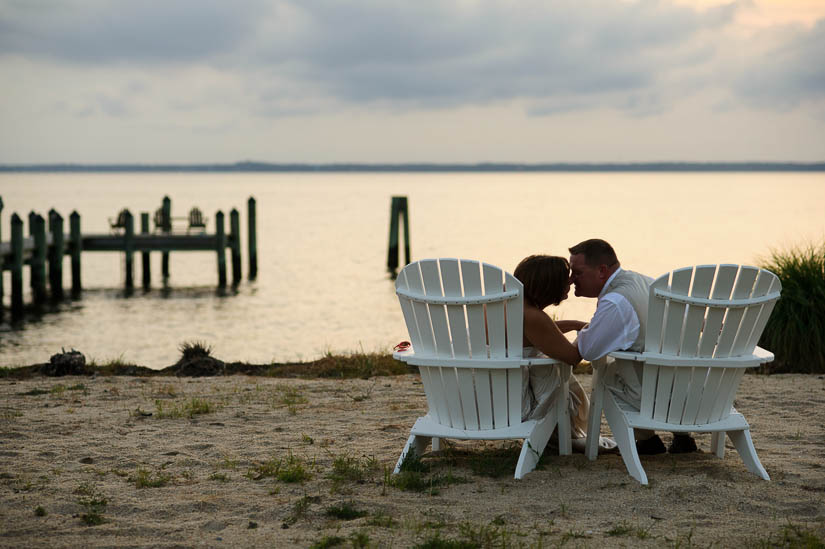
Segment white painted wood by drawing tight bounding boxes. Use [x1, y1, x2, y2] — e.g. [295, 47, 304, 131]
[680, 265, 715, 357]
[420, 259, 452, 358]
[662, 267, 692, 354]
[475, 369, 494, 430]
[645, 274, 669, 353]
[441, 366, 465, 429]
[393, 259, 568, 479]
[483, 263, 507, 359]
[716, 266, 758, 358]
[441, 259, 471, 358]
[456, 369, 480, 430]
[653, 366, 675, 423]
[586, 263, 780, 484]
[505, 273, 523, 359]
[461, 260, 487, 359]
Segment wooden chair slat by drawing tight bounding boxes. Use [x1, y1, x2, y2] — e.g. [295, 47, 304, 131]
[483, 263, 507, 359]
[680, 265, 715, 357]
[505, 273, 523, 359]
[475, 369, 494, 430]
[441, 366, 465, 429]
[490, 369, 509, 428]
[680, 366, 708, 425]
[731, 270, 773, 356]
[645, 275, 669, 353]
[639, 363, 659, 418]
[715, 267, 758, 358]
[653, 366, 675, 423]
[457, 369, 480, 430]
[661, 268, 692, 354]
[693, 368, 725, 424]
[441, 259, 471, 358]
[667, 367, 693, 424]
[420, 259, 452, 358]
[745, 275, 782, 351]
[461, 260, 488, 359]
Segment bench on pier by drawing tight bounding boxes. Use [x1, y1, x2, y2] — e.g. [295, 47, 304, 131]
[109, 209, 130, 233]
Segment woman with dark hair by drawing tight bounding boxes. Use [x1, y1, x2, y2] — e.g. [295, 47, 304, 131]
[514, 255, 615, 452]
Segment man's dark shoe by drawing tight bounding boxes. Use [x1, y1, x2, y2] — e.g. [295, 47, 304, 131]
[636, 434, 666, 455]
[669, 434, 698, 454]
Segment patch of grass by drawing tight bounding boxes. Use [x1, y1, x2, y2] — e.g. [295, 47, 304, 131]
[325, 501, 368, 521]
[282, 495, 320, 526]
[154, 397, 215, 419]
[350, 531, 370, 548]
[272, 384, 308, 415]
[328, 454, 379, 486]
[759, 242, 825, 373]
[131, 467, 172, 488]
[17, 388, 50, 396]
[76, 483, 107, 526]
[749, 522, 825, 548]
[309, 535, 346, 549]
[179, 340, 213, 360]
[250, 453, 314, 483]
[209, 472, 228, 482]
[367, 510, 397, 528]
[34, 506, 47, 517]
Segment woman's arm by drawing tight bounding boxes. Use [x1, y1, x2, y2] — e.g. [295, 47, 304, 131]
[523, 306, 582, 365]
[555, 320, 588, 334]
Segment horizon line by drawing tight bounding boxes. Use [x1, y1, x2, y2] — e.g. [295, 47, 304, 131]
[1, 161, 824, 173]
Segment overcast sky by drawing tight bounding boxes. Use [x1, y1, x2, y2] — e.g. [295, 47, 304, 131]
[1, 0, 823, 164]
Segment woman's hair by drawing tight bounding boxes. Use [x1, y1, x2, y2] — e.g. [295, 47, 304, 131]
[513, 255, 570, 308]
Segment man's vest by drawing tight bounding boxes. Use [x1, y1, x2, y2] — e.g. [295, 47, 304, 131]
[603, 269, 651, 352]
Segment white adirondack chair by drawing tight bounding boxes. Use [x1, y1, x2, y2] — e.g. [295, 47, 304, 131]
[392, 258, 572, 479]
[585, 264, 781, 485]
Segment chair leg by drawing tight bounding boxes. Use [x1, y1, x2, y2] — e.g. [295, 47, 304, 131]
[393, 434, 431, 474]
[728, 429, 770, 480]
[557, 363, 572, 456]
[711, 431, 726, 458]
[585, 363, 606, 461]
[515, 411, 557, 479]
[604, 394, 648, 485]
[432, 437, 441, 452]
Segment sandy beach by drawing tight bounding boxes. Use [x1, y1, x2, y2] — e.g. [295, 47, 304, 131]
[1, 371, 824, 548]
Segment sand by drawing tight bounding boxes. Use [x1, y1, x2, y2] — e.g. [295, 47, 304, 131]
[1, 372, 824, 548]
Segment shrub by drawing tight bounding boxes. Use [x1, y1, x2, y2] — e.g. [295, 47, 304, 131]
[759, 243, 825, 373]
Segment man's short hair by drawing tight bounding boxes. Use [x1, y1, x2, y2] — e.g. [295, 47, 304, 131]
[568, 239, 619, 268]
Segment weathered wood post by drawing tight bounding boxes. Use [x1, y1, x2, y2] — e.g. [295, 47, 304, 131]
[230, 208, 241, 285]
[216, 210, 227, 288]
[69, 211, 82, 296]
[387, 196, 411, 274]
[161, 196, 171, 279]
[141, 212, 150, 290]
[10, 213, 24, 320]
[32, 214, 48, 305]
[0, 196, 4, 307]
[48, 210, 65, 301]
[247, 197, 257, 280]
[123, 210, 134, 291]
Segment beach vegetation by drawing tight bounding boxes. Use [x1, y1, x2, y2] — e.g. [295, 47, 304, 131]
[208, 472, 228, 482]
[153, 397, 215, 419]
[367, 510, 397, 528]
[75, 483, 107, 526]
[272, 384, 308, 415]
[350, 531, 371, 548]
[759, 242, 825, 373]
[328, 453, 379, 487]
[131, 467, 172, 488]
[179, 340, 213, 360]
[34, 506, 47, 517]
[249, 452, 314, 483]
[282, 495, 320, 527]
[324, 500, 368, 520]
[17, 387, 51, 396]
[749, 522, 825, 548]
[309, 535, 346, 549]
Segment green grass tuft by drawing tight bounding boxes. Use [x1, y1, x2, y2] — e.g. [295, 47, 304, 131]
[325, 501, 368, 521]
[759, 242, 825, 373]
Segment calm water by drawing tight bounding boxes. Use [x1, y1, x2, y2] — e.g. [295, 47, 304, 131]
[1, 172, 823, 367]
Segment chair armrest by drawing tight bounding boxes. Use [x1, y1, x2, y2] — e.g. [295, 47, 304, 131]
[608, 348, 775, 367]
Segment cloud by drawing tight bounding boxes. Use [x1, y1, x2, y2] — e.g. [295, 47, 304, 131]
[0, 0, 822, 121]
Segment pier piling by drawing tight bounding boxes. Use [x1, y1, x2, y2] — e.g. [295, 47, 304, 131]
[32, 214, 48, 305]
[161, 196, 171, 279]
[216, 211, 227, 288]
[247, 197, 257, 280]
[230, 208, 241, 285]
[124, 210, 134, 290]
[11, 213, 24, 319]
[48, 210, 65, 301]
[70, 211, 81, 296]
[141, 212, 150, 290]
[387, 196, 411, 274]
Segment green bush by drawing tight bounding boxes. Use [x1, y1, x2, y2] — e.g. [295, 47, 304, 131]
[759, 243, 825, 373]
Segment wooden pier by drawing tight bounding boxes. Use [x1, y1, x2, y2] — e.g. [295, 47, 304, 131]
[0, 196, 258, 321]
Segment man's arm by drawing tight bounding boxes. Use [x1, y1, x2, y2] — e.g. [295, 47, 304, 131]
[555, 320, 588, 334]
[576, 295, 639, 362]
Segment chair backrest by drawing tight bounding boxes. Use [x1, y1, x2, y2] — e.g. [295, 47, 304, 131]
[395, 259, 525, 430]
[639, 264, 781, 425]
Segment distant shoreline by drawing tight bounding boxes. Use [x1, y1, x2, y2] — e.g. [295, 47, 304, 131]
[1, 161, 825, 173]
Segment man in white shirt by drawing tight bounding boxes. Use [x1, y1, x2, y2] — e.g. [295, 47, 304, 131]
[568, 239, 697, 454]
